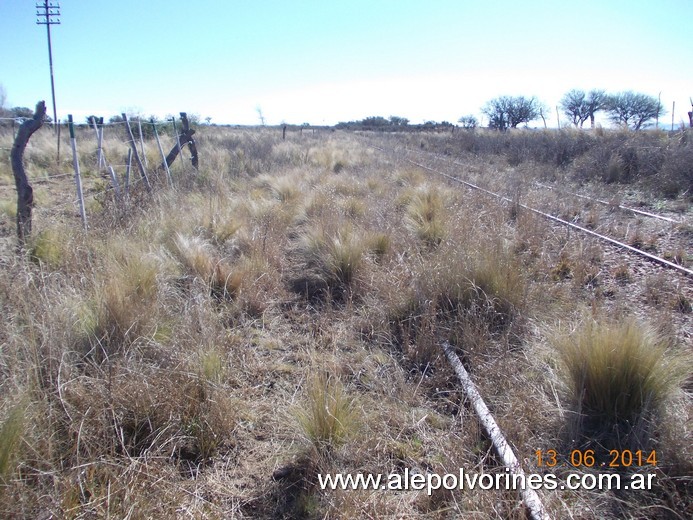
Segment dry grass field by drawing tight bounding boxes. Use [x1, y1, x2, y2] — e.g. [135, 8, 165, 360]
[0, 123, 691, 519]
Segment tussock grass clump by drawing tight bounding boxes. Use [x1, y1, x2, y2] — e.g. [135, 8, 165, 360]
[257, 173, 303, 203]
[386, 241, 526, 374]
[404, 186, 446, 248]
[84, 249, 162, 360]
[418, 243, 526, 332]
[0, 199, 16, 219]
[28, 228, 68, 268]
[556, 319, 688, 451]
[174, 234, 239, 298]
[289, 225, 367, 302]
[295, 373, 358, 452]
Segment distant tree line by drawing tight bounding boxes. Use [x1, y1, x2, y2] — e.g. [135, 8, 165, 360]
[336, 115, 457, 131]
[333, 90, 669, 134]
[476, 90, 666, 131]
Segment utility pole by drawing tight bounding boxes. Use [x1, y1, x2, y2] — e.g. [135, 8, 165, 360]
[36, 1, 60, 133]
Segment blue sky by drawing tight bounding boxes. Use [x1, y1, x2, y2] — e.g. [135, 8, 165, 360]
[1, 0, 691, 126]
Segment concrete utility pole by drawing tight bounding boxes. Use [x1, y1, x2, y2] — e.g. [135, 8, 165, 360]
[36, 1, 60, 132]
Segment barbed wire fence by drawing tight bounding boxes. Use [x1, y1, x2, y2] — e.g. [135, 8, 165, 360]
[2, 107, 199, 243]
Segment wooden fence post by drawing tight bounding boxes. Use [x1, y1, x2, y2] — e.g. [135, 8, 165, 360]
[68, 115, 88, 230]
[180, 112, 198, 170]
[11, 101, 45, 245]
[159, 113, 198, 171]
[171, 115, 184, 166]
[122, 113, 152, 193]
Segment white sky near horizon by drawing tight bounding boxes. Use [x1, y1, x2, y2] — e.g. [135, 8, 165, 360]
[0, 0, 691, 127]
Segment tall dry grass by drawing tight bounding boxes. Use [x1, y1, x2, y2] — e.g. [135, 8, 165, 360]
[0, 125, 689, 519]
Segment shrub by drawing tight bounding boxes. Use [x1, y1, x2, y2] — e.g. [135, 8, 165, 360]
[405, 186, 446, 249]
[289, 225, 366, 302]
[174, 234, 239, 298]
[556, 319, 687, 451]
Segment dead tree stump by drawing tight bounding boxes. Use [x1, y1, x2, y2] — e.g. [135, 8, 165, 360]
[11, 101, 46, 245]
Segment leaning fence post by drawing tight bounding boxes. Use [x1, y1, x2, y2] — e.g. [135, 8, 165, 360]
[152, 118, 173, 187]
[90, 116, 105, 174]
[68, 115, 88, 230]
[125, 148, 132, 196]
[122, 113, 152, 193]
[107, 165, 121, 201]
[137, 118, 148, 168]
[160, 114, 197, 171]
[180, 112, 198, 170]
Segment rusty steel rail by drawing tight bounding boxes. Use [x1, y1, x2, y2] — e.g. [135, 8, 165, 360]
[374, 145, 693, 278]
[402, 145, 682, 224]
[534, 182, 681, 224]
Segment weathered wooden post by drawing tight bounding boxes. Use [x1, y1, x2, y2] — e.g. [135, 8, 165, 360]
[122, 113, 151, 193]
[68, 115, 87, 230]
[180, 112, 198, 170]
[171, 115, 184, 167]
[159, 113, 198, 171]
[11, 101, 45, 245]
[282, 124, 286, 140]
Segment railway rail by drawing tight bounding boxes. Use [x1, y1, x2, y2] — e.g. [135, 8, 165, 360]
[373, 144, 693, 279]
[398, 146, 682, 225]
[370, 140, 690, 519]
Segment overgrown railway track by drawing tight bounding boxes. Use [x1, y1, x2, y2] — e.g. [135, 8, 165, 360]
[368, 140, 691, 520]
[373, 144, 693, 279]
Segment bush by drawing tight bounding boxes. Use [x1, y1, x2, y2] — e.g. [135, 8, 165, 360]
[288, 225, 366, 302]
[556, 319, 687, 452]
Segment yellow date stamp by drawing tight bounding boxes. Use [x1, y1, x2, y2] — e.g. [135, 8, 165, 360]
[535, 449, 657, 468]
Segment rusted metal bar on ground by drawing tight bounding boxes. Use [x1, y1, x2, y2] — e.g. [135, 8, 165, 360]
[441, 342, 552, 520]
[11, 101, 46, 245]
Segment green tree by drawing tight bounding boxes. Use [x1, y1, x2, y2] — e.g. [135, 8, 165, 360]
[457, 115, 478, 129]
[604, 91, 664, 130]
[482, 96, 542, 130]
[560, 89, 590, 127]
[584, 89, 607, 128]
[389, 115, 409, 127]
